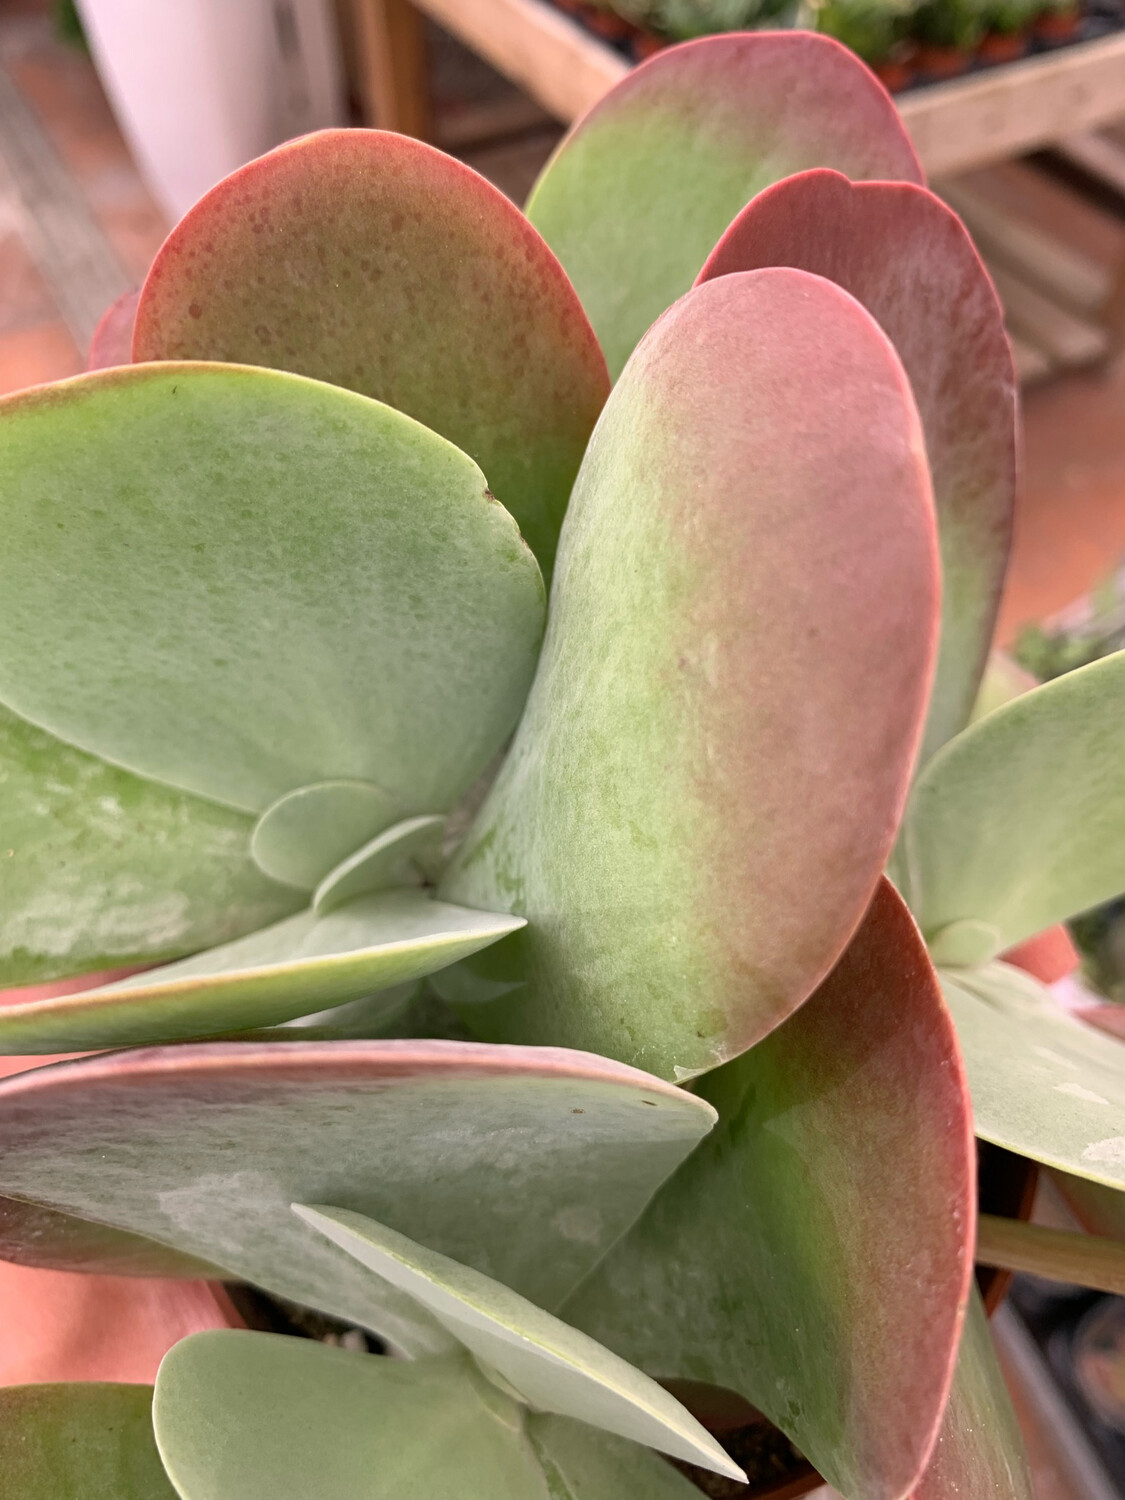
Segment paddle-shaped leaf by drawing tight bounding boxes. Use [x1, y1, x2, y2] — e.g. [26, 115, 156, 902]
[154, 1338, 549, 1500]
[0, 891, 524, 1053]
[562, 880, 974, 1500]
[526, 31, 923, 378]
[0, 1384, 175, 1499]
[250, 781, 402, 891]
[293, 1204, 743, 1479]
[941, 962, 1125, 1188]
[912, 1293, 1032, 1500]
[442, 269, 938, 1079]
[0, 704, 299, 988]
[0, 1041, 716, 1355]
[133, 130, 609, 576]
[0, 363, 544, 815]
[901, 652, 1125, 959]
[697, 169, 1016, 762]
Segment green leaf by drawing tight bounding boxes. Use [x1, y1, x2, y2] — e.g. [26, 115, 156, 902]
[0, 891, 524, 1052]
[562, 880, 974, 1500]
[133, 130, 609, 578]
[250, 781, 402, 891]
[913, 1292, 1032, 1500]
[292, 1204, 743, 1480]
[0, 363, 544, 816]
[0, 1040, 716, 1355]
[526, 1414, 707, 1500]
[525, 32, 922, 378]
[154, 1335, 548, 1500]
[901, 652, 1125, 955]
[696, 170, 1016, 764]
[441, 269, 939, 1080]
[0, 703, 300, 988]
[313, 816, 446, 915]
[941, 961, 1125, 1189]
[0, 1383, 176, 1500]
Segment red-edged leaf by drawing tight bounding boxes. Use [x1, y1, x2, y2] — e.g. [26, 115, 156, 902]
[526, 32, 923, 378]
[698, 169, 1016, 761]
[132, 130, 608, 576]
[911, 1292, 1033, 1500]
[562, 880, 975, 1500]
[0, 1040, 715, 1356]
[442, 268, 939, 1080]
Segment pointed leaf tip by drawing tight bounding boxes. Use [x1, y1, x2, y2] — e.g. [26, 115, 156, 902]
[292, 1204, 745, 1481]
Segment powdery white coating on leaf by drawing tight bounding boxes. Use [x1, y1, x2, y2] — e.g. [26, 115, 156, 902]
[443, 269, 938, 1080]
[0, 891, 526, 1052]
[0, 703, 299, 987]
[0, 363, 545, 818]
[0, 1040, 715, 1356]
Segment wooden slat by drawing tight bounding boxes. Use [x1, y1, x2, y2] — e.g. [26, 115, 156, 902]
[939, 177, 1111, 314]
[411, 0, 627, 125]
[409, 0, 1125, 179]
[1053, 129, 1125, 197]
[899, 35, 1125, 175]
[351, 0, 433, 137]
[1009, 332, 1054, 384]
[988, 261, 1109, 366]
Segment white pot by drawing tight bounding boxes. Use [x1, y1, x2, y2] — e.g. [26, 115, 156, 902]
[75, 0, 346, 223]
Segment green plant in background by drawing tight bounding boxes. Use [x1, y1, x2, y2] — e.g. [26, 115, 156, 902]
[589, 0, 792, 39]
[3, 29, 1125, 1500]
[912, 0, 988, 48]
[806, 0, 918, 62]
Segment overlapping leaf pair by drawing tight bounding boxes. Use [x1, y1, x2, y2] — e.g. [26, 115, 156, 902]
[3, 26, 1125, 1500]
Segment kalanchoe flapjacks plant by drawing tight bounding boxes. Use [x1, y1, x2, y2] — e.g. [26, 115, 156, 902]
[3, 28, 1125, 1500]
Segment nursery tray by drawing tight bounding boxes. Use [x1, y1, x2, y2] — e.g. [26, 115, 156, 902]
[366, 0, 1125, 176]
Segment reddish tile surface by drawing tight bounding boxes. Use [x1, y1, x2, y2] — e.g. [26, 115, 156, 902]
[998, 358, 1125, 641]
[0, 229, 56, 331]
[0, 318, 82, 394]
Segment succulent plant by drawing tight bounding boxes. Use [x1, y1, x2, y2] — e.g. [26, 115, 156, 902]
[4, 27, 1125, 1500]
[590, 0, 793, 40]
